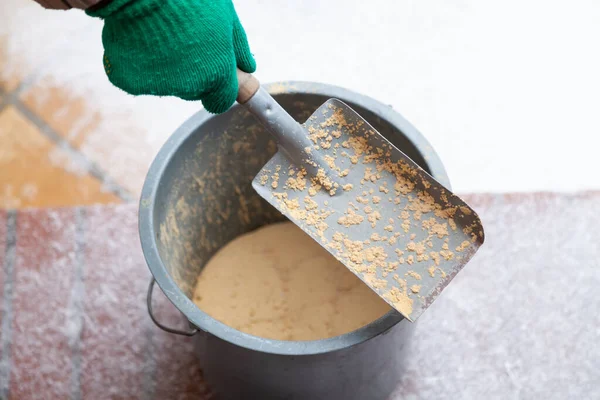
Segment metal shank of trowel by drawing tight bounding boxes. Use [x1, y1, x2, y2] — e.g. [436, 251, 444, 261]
[236, 69, 341, 191]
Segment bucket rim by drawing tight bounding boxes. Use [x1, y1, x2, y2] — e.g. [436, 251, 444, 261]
[139, 80, 450, 356]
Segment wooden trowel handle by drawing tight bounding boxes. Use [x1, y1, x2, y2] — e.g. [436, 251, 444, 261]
[236, 69, 260, 104]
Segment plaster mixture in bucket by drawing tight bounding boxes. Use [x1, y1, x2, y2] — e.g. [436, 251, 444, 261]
[192, 221, 391, 341]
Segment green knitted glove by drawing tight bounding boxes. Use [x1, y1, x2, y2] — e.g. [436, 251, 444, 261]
[87, 0, 256, 114]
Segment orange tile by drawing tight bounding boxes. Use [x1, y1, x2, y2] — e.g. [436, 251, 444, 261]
[20, 84, 102, 149]
[19, 79, 158, 197]
[0, 106, 121, 209]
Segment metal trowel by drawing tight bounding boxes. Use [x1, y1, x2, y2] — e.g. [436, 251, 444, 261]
[236, 70, 484, 322]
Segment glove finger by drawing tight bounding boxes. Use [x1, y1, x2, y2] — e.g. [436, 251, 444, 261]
[201, 57, 238, 114]
[232, 16, 257, 73]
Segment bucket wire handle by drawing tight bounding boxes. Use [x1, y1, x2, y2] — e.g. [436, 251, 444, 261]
[147, 278, 199, 337]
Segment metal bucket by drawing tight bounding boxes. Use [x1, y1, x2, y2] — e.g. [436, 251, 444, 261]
[139, 82, 451, 400]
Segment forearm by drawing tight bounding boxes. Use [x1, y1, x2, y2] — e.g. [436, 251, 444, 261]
[33, 0, 109, 10]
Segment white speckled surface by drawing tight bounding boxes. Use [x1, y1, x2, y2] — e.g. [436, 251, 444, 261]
[234, 0, 600, 193]
[0, 193, 598, 399]
[391, 192, 600, 399]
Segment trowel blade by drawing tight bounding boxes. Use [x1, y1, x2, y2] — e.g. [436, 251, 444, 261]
[252, 99, 484, 322]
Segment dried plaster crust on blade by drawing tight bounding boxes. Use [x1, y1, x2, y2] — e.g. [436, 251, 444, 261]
[258, 104, 483, 321]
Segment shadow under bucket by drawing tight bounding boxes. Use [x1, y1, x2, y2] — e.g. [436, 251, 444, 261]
[139, 82, 451, 400]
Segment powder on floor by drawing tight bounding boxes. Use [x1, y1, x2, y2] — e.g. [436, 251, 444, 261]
[192, 222, 391, 341]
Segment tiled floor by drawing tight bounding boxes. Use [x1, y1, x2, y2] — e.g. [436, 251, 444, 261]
[0, 8, 120, 209]
[0, 0, 199, 210]
[0, 193, 599, 398]
[0, 105, 120, 208]
[0, 66, 124, 209]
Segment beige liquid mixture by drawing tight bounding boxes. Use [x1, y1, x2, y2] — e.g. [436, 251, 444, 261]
[193, 222, 392, 341]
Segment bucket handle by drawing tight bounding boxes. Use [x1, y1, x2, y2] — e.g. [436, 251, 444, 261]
[147, 278, 199, 337]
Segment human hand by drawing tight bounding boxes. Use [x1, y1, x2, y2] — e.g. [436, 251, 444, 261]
[88, 0, 256, 114]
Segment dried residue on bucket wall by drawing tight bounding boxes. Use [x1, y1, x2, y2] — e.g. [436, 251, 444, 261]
[158, 120, 283, 296]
